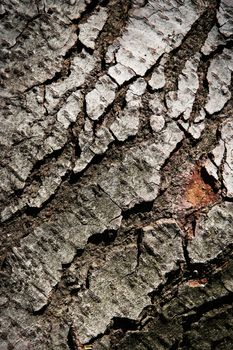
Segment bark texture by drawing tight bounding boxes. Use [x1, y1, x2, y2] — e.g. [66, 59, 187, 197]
[0, 0, 233, 349]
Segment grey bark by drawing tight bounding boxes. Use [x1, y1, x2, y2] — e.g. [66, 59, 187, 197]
[0, 0, 233, 349]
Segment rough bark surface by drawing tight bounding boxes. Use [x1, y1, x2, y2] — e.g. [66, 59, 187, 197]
[0, 0, 233, 349]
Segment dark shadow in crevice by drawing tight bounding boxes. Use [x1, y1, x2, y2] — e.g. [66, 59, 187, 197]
[67, 326, 78, 350]
[201, 39, 233, 63]
[122, 200, 154, 220]
[24, 70, 62, 93]
[149, 267, 181, 304]
[200, 166, 219, 193]
[24, 191, 57, 217]
[32, 302, 50, 316]
[68, 152, 105, 184]
[62, 249, 84, 270]
[182, 292, 233, 331]
[71, 0, 103, 25]
[64, 37, 94, 59]
[87, 229, 117, 246]
[111, 317, 139, 331]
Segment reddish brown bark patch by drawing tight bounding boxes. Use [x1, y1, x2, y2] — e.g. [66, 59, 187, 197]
[187, 278, 208, 288]
[184, 166, 218, 209]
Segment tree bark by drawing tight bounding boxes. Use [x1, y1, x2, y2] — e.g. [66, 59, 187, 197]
[0, 0, 233, 349]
